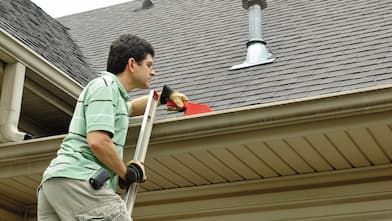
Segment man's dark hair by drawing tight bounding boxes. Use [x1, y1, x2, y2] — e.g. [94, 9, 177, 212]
[106, 34, 155, 74]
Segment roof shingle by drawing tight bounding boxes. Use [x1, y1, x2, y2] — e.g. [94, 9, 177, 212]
[0, 0, 96, 85]
[58, 0, 392, 111]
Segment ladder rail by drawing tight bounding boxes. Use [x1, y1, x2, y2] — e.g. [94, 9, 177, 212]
[125, 89, 159, 215]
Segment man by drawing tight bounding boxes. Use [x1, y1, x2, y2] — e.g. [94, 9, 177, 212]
[37, 34, 188, 220]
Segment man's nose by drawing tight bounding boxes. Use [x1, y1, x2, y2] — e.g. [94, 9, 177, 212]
[150, 69, 156, 76]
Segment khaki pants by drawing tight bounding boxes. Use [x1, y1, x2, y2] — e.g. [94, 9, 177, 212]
[37, 178, 132, 221]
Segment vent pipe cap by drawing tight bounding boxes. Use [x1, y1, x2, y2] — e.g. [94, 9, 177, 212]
[242, 0, 267, 10]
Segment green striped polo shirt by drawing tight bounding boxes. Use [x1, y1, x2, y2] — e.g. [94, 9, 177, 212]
[42, 71, 130, 191]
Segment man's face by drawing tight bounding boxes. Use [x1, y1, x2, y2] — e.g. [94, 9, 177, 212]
[133, 54, 155, 89]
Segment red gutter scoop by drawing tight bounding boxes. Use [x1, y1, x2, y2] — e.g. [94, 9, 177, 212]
[167, 101, 213, 116]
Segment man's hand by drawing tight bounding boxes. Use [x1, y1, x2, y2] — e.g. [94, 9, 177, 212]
[160, 85, 189, 111]
[118, 160, 147, 189]
[167, 92, 189, 111]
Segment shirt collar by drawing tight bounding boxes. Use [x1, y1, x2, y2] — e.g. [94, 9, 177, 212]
[100, 71, 130, 100]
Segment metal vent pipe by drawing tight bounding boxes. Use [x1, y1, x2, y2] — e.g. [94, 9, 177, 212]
[231, 0, 275, 70]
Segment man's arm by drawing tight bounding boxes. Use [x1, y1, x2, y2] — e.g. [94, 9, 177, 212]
[129, 87, 189, 116]
[129, 96, 149, 117]
[87, 131, 127, 179]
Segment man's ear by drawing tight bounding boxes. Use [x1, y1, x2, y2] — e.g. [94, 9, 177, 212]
[127, 58, 136, 72]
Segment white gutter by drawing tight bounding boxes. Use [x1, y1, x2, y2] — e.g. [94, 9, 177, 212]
[0, 27, 83, 99]
[0, 62, 28, 143]
[129, 83, 392, 144]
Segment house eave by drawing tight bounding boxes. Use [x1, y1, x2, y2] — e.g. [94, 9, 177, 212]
[0, 28, 83, 99]
[2, 84, 392, 167]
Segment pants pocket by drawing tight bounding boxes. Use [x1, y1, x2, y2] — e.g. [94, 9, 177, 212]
[76, 207, 104, 221]
[76, 203, 131, 221]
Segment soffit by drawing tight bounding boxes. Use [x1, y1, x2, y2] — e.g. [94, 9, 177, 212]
[20, 68, 75, 137]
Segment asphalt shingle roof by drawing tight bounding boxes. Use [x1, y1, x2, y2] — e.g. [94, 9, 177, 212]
[58, 0, 392, 111]
[0, 0, 96, 85]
